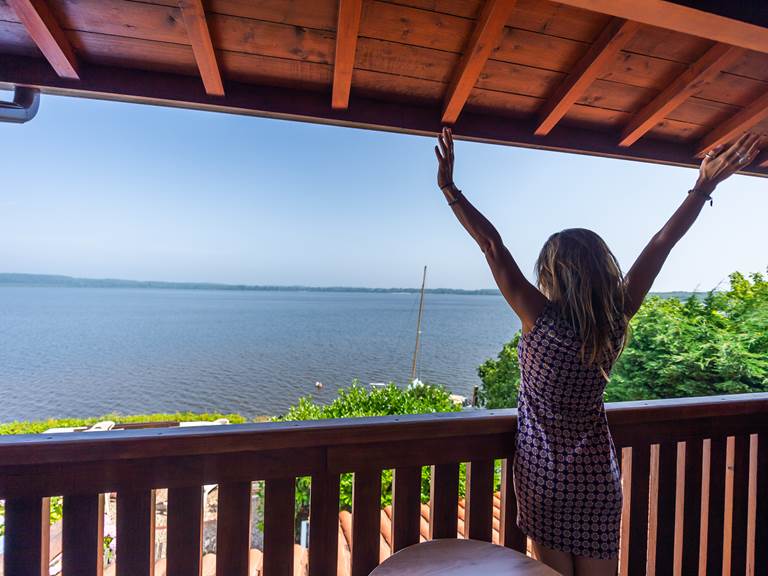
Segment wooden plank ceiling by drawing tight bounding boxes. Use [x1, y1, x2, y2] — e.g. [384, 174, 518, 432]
[1, 0, 768, 175]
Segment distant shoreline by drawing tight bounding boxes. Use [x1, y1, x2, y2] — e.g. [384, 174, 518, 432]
[0, 273, 501, 296]
[0, 273, 703, 299]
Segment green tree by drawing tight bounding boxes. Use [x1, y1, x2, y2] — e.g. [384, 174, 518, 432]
[477, 333, 522, 408]
[277, 381, 463, 511]
[476, 270, 768, 407]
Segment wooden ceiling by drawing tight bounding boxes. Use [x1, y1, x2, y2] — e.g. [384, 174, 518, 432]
[2, 0, 768, 175]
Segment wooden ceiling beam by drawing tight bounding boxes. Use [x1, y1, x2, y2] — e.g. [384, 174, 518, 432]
[332, 0, 363, 110]
[178, 0, 224, 96]
[441, 0, 518, 125]
[535, 18, 640, 136]
[7, 0, 78, 79]
[4, 55, 768, 178]
[552, 0, 768, 55]
[619, 44, 745, 147]
[696, 92, 768, 157]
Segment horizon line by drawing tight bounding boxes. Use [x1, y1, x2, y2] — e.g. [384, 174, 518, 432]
[0, 272, 707, 296]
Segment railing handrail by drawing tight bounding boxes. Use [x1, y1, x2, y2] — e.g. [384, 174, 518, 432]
[1, 393, 767, 467]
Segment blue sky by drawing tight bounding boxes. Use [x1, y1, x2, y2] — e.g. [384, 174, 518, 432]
[1, 92, 766, 291]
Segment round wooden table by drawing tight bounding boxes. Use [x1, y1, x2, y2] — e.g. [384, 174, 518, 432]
[369, 539, 560, 575]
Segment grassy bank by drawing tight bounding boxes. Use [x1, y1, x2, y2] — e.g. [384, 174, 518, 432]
[0, 412, 250, 435]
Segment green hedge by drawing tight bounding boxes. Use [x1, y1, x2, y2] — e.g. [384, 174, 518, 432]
[0, 412, 248, 435]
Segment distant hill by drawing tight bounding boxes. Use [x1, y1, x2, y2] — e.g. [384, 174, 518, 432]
[0, 273, 500, 296]
[0, 273, 706, 300]
[653, 291, 705, 301]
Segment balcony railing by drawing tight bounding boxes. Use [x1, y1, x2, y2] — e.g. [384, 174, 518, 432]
[2, 393, 768, 576]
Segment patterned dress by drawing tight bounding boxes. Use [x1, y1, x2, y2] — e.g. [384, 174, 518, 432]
[513, 302, 625, 559]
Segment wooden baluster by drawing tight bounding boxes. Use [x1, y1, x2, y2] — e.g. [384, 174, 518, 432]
[309, 473, 340, 576]
[351, 469, 382, 576]
[755, 432, 768, 575]
[730, 435, 749, 575]
[707, 437, 727, 575]
[167, 486, 203, 576]
[64, 494, 105, 576]
[116, 490, 155, 576]
[628, 444, 651, 576]
[429, 463, 459, 539]
[500, 458, 525, 552]
[465, 459, 494, 542]
[3, 496, 49, 576]
[216, 482, 252, 576]
[392, 466, 422, 552]
[263, 478, 295, 576]
[681, 439, 703, 575]
[654, 442, 677, 574]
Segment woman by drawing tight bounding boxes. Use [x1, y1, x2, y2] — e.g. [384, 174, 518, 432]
[434, 128, 761, 576]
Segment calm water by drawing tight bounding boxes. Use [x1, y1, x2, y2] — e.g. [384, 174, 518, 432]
[0, 287, 520, 422]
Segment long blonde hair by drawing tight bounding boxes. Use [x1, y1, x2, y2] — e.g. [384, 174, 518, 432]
[535, 229, 628, 372]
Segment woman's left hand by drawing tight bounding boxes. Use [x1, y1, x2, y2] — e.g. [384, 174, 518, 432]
[696, 133, 762, 194]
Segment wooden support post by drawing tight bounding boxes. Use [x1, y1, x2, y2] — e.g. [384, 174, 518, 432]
[392, 466, 422, 552]
[263, 478, 296, 576]
[500, 458, 525, 551]
[216, 482, 252, 576]
[3, 496, 50, 576]
[351, 469, 382, 576]
[430, 463, 459, 539]
[309, 473, 341, 576]
[64, 494, 105, 576]
[465, 459, 494, 542]
[167, 486, 203, 576]
[116, 490, 155, 576]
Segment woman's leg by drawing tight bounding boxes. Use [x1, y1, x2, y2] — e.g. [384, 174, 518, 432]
[531, 539, 574, 576]
[574, 555, 618, 576]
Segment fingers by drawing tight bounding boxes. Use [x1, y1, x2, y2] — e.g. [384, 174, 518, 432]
[728, 133, 761, 168]
[434, 145, 443, 162]
[441, 126, 454, 149]
[705, 144, 727, 159]
[437, 135, 448, 158]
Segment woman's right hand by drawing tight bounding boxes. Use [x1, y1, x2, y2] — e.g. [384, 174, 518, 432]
[695, 133, 762, 195]
[434, 127, 455, 190]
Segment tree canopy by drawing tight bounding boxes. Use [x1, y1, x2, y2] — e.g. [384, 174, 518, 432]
[477, 271, 768, 408]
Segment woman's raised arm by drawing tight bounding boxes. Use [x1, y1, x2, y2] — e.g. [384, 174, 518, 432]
[624, 132, 762, 317]
[435, 127, 547, 331]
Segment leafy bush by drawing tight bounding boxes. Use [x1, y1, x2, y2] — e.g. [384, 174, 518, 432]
[277, 381, 466, 510]
[476, 270, 768, 408]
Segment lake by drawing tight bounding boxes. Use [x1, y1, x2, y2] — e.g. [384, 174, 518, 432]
[0, 287, 520, 422]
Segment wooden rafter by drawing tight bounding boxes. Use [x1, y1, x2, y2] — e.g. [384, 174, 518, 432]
[441, 0, 518, 125]
[534, 18, 640, 136]
[178, 0, 224, 96]
[696, 92, 768, 157]
[619, 44, 744, 147]
[7, 0, 78, 79]
[332, 0, 363, 110]
[7, 55, 767, 179]
[552, 0, 768, 55]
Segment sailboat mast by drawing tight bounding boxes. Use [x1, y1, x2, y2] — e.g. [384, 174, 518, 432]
[410, 266, 427, 381]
